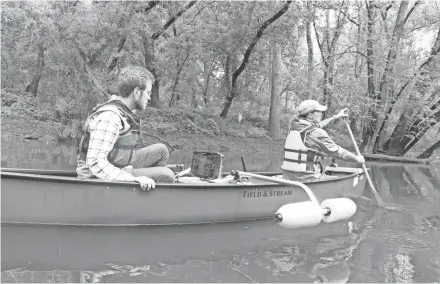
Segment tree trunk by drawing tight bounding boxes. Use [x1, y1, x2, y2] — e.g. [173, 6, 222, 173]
[361, 0, 377, 152]
[220, 54, 231, 115]
[322, 61, 333, 115]
[354, 3, 362, 78]
[169, 52, 189, 107]
[150, 77, 160, 108]
[268, 39, 281, 140]
[142, 35, 160, 108]
[417, 140, 440, 159]
[26, 44, 46, 97]
[372, 0, 412, 150]
[306, 0, 313, 95]
[202, 56, 214, 105]
[107, 35, 127, 74]
[313, 5, 345, 117]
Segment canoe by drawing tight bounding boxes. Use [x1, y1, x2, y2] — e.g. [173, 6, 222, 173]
[1, 167, 366, 226]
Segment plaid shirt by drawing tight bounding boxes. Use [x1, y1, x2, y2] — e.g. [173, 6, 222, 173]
[78, 110, 136, 181]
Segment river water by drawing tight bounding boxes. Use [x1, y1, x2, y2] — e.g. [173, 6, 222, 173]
[2, 139, 440, 283]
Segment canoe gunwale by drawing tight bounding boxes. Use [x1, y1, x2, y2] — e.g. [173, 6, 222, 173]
[1, 167, 365, 189]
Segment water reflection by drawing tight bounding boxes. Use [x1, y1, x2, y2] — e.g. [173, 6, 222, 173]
[2, 139, 440, 283]
[0, 139, 77, 170]
[0, 139, 286, 172]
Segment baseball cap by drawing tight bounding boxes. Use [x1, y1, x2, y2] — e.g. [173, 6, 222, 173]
[298, 100, 327, 116]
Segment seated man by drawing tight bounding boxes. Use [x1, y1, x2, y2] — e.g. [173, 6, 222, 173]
[76, 66, 175, 190]
[281, 99, 365, 182]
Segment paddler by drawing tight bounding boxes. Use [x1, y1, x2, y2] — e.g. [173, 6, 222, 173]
[76, 66, 175, 190]
[281, 100, 365, 182]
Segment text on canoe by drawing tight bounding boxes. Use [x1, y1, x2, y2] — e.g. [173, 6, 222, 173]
[243, 189, 293, 198]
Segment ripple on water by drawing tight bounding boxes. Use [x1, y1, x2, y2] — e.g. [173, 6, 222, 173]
[383, 253, 415, 283]
[370, 229, 439, 251]
[42, 242, 354, 283]
[1, 268, 73, 283]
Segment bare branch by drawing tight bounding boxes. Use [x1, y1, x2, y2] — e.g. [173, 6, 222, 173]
[311, 47, 365, 69]
[409, 19, 440, 33]
[330, 2, 346, 51]
[135, 1, 159, 13]
[403, 0, 421, 25]
[338, 8, 360, 27]
[107, 35, 127, 73]
[313, 20, 326, 62]
[151, 1, 197, 40]
[191, 4, 207, 22]
[385, 3, 392, 11]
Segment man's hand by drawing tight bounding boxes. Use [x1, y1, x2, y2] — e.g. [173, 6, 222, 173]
[355, 155, 365, 164]
[133, 176, 156, 191]
[336, 108, 350, 119]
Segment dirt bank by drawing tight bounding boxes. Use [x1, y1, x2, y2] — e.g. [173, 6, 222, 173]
[2, 90, 435, 164]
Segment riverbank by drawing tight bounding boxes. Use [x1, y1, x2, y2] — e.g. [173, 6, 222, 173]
[1, 90, 435, 164]
[0, 90, 348, 154]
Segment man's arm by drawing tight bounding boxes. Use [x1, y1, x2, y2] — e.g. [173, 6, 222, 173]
[317, 116, 338, 129]
[308, 128, 359, 162]
[318, 108, 349, 129]
[86, 111, 136, 181]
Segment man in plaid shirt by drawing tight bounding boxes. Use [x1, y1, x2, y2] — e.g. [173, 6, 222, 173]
[76, 66, 175, 190]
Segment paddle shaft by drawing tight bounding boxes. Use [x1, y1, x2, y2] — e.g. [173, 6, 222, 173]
[344, 122, 386, 208]
[240, 156, 247, 172]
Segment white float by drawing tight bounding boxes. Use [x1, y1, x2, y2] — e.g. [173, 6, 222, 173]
[232, 171, 358, 229]
[275, 197, 357, 228]
[274, 201, 323, 229]
[321, 198, 357, 223]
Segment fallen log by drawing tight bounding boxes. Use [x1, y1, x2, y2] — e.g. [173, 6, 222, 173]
[363, 153, 430, 164]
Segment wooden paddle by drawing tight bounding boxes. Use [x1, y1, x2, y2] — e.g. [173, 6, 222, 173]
[344, 121, 386, 208]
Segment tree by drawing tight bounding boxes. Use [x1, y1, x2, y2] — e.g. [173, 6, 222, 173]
[25, 44, 46, 96]
[268, 38, 281, 139]
[417, 139, 440, 159]
[142, 1, 197, 108]
[219, 0, 292, 118]
[313, 1, 347, 114]
[377, 27, 440, 154]
[366, 0, 421, 152]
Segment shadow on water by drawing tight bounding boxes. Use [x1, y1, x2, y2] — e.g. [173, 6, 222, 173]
[2, 139, 440, 283]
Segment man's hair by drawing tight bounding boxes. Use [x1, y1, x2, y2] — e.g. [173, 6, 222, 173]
[114, 66, 155, 98]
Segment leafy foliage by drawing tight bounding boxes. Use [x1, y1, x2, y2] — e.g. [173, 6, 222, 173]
[1, 0, 439, 157]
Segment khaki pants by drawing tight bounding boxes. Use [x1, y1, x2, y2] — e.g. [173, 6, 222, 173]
[123, 143, 175, 183]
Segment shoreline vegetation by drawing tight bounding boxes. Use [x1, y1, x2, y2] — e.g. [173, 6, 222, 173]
[1, 90, 435, 165]
[2, 1, 440, 168]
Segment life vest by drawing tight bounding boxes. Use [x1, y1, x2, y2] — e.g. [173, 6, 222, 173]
[77, 99, 141, 168]
[281, 125, 324, 173]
